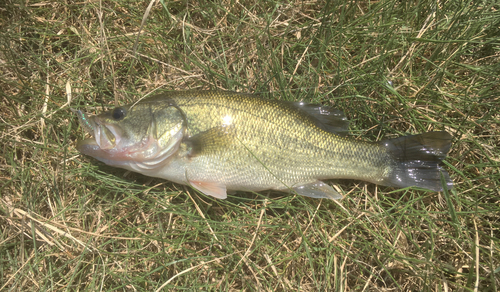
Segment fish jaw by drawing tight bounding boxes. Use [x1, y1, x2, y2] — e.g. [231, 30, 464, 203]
[76, 137, 131, 167]
[77, 131, 184, 170]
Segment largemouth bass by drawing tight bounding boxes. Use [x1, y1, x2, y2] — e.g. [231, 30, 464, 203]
[75, 91, 453, 200]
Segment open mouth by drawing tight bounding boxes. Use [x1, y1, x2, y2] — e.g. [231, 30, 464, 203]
[93, 119, 121, 150]
[73, 109, 122, 151]
[73, 109, 162, 167]
[73, 109, 122, 164]
[73, 107, 186, 170]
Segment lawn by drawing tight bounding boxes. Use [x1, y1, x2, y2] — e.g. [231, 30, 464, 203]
[1, 0, 499, 291]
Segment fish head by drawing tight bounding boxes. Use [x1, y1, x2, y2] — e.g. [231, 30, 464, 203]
[74, 102, 187, 170]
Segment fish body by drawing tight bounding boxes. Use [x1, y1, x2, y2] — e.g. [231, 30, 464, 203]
[75, 91, 453, 199]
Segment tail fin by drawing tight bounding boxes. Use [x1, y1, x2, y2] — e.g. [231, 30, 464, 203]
[380, 131, 453, 191]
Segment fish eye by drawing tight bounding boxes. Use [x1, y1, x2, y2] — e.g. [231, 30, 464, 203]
[112, 107, 126, 120]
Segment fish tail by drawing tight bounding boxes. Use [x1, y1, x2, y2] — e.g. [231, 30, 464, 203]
[380, 131, 453, 191]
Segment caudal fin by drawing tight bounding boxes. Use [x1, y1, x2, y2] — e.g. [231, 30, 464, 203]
[380, 131, 453, 191]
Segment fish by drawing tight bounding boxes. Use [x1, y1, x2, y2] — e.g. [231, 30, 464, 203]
[74, 90, 453, 200]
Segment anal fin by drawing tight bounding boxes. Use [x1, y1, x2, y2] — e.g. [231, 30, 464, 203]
[292, 181, 343, 200]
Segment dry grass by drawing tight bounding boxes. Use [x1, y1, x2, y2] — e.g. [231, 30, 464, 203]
[1, 0, 499, 291]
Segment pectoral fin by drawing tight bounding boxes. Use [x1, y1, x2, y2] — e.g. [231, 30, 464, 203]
[185, 126, 236, 157]
[189, 180, 228, 199]
[292, 181, 343, 200]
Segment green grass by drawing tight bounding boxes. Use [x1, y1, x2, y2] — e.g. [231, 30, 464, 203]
[1, 0, 499, 291]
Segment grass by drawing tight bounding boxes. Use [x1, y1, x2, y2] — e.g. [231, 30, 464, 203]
[1, 0, 499, 291]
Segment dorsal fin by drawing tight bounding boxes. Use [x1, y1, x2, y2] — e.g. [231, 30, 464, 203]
[292, 102, 349, 135]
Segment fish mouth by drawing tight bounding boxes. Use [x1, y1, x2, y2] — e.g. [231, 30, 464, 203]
[75, 113, 126, 164]
[92, 117, 122, 150]
[74, 109, 184, 170]
[73, 108, 121, 150]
